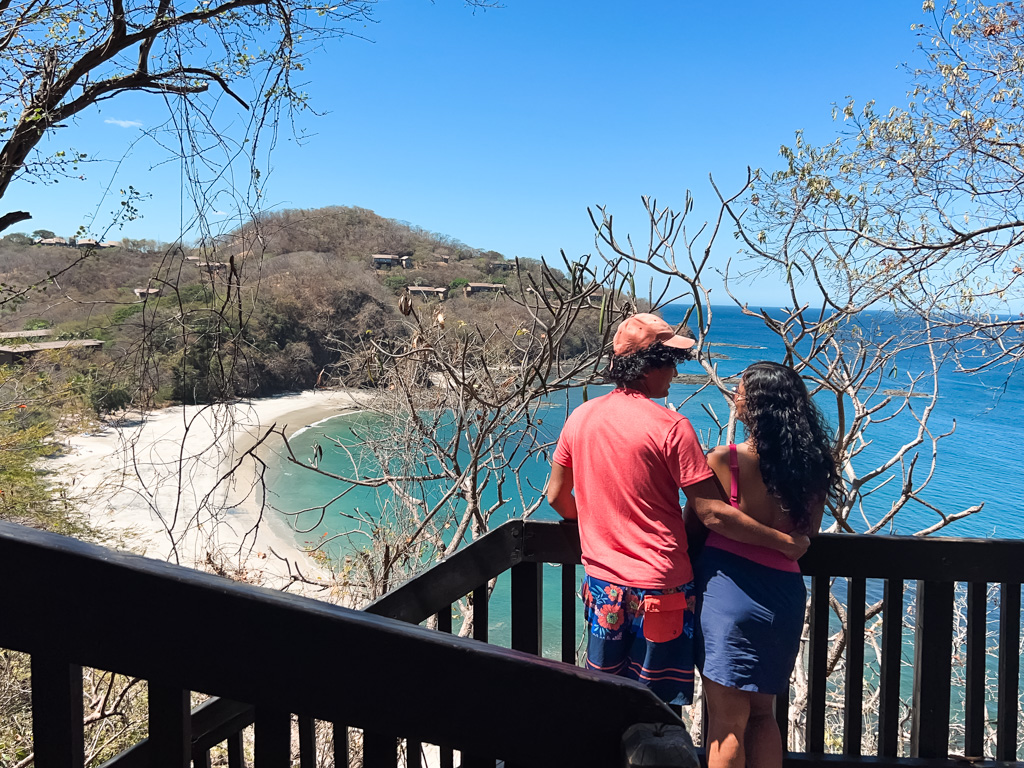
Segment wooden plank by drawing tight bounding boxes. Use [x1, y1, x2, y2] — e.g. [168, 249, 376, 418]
[561, 563, 578, 665]
[520, 520, 583, 564]
[147, 683, 190, 768]
[996, 582, 1020, 761]
[964, 582, 987, 758]
[365, 522, 522, 624]
[511, 562, 542, 656]
[799, 535, 1023, 582]
[806, 574, 830, 753]
[254, 708, 291, 768]
[844, 578, 866, 757]
[878, 579, 904, 758]
[30, 657, 84, 768]
[0, 520, 699, 768]
[910, 581, 954, 759]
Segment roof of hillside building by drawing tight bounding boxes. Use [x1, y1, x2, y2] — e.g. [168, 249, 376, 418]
[0, 339, 103, 353]
[0, 329, 54, 339]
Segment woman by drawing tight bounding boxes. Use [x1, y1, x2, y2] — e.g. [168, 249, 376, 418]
[696, 362, 840, 768]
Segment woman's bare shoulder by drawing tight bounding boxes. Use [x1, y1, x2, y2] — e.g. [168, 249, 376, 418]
[706, 444, 731, 467]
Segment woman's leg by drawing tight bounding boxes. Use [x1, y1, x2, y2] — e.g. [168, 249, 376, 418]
[745, 691, 783, 768]
[703, 677, 751, 768]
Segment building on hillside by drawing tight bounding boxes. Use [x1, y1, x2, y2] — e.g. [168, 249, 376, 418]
[133, 287, 162, 300]
[408, 286, 449, 301]
[0, 339, 103, 365]
[372, 254, 410, 270]
[0, 330, 54, 341]
[34, 237, 70, 247]
[198, 261, 228, 273]
[464, 283, 506, 297]
[487, 261, 514, 274]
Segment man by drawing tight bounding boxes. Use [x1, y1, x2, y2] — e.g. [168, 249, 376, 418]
[547, 313, 808, 705]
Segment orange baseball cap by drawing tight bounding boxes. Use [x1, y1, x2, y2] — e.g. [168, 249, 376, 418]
[612, 313, 696, 356]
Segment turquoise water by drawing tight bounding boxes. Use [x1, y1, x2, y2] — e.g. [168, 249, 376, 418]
[268, 304, 1024, 545]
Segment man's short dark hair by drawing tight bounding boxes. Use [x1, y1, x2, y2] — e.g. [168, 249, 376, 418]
[606, 341, 694, 385]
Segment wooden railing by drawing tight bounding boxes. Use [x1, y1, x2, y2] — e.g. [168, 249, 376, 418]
[0, 519, 686, 768]
[3, 517, 1022, 767]
[370, 521, 1024, 768]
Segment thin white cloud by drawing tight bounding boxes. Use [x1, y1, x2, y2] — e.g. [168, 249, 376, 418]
[105, 118, 142, 128]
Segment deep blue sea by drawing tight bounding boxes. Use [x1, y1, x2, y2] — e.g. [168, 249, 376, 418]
[268, 304, 1024, 546]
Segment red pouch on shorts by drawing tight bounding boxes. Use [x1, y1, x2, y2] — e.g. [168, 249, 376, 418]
[641, 591, 690, 643]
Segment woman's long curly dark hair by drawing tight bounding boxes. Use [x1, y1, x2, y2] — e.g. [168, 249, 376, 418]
[740, 361, 840, 533]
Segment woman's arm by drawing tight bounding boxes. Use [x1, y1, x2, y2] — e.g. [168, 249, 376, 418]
[683, 475, 810, 561]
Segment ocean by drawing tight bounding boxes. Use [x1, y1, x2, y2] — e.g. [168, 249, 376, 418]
[267, 304, 1024, 546]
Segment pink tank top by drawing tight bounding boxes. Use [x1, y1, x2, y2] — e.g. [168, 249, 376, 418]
[705, 444, 801, 573]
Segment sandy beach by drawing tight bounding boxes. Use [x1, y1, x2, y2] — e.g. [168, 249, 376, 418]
[44, 389, 374, 597]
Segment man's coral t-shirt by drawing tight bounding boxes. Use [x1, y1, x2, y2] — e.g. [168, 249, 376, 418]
[552, 387, 712, 589]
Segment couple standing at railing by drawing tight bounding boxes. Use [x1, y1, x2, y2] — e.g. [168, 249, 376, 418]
[547, 313, 841, 768]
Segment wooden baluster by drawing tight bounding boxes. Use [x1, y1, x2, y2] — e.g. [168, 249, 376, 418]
[843, 577, 866, 756]
[511, 561, 542, 656]
[298, 715, 316, 768]
[463, 585, 492, 767]
[254, 708, 291, 767]
[806, 574, 829, 753]
[561, 563, 578, 665]
[910, 580, 954, 759]
[148, 683, 190, 768]
[30, 657, 84, 768]
[406, 739, 422, 768]
[996, 582, 1021, 761]
[774, 685, 790, 753]
[434, 608, 453, 768]
[227, 730, 246, 768]
[362, 732, 398, 768]
[964, 581, 987, 758]
[878, 578, 904, 757]
[333, 724, 348, 768]
[472, 583, 489, 643]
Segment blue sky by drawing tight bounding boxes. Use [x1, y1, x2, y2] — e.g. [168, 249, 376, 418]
[11, 1, 929, 305]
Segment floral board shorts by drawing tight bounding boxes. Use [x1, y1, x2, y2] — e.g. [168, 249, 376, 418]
[581, 574, 696, 706]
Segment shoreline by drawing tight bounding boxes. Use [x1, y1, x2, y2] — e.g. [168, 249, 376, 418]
[44, 389, 374, 598]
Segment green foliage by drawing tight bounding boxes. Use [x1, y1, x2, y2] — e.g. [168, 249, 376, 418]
[111, 303, 145, 325]
[384, 274, 409, 292]
[23, 318, 50, 330]
[2, 233, 31, 246]
[31, 229, 55, 240]
[449, 277, 470, 289]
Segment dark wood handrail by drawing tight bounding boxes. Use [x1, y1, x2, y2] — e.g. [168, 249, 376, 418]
[0, 520, 683, 767]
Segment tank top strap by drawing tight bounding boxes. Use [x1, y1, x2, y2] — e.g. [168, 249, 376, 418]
[728, 444, 740, 507]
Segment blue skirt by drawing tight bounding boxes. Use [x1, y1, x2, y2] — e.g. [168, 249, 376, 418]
[696, 547, 805, 694]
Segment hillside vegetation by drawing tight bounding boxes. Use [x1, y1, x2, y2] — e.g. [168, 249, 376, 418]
[0, 206, 602, 411]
